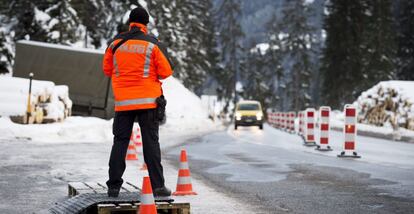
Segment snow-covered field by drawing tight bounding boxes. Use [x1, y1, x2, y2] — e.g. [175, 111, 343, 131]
[0, 76, 259, 213]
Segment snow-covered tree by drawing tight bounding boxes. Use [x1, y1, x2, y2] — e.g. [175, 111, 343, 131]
[44, 0, 82, 45]
[321, 0, 369, 109]
[279, 0, 317, 111]
[242, 46, 278, 113]
[321, 0, 399, 109]
[264, 14, 285, 110]
[395, 0, 414, 80]
[214, 0, 244, 112]
[147, 0, 218, 94]
[362, 0, 396, 91]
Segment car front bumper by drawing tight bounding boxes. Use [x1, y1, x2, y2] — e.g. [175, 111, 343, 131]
[235, 116, 263, 126]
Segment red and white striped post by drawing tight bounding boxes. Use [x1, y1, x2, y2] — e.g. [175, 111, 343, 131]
[267, 112, 272, 126]
[302, 110, 307, 138]
[304, 108, 317, 146]
[284, 112, 289, 131]
[338, 104, 361, 158]
[285, 112, 290, 131]
[316, 106, 332, 151]
[276, 112, 280, 128]
[290, 112, 296, 133]
[298, 111, 303, 136]
[280, 112, 285, 130]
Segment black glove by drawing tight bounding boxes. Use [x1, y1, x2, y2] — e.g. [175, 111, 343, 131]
[156, 95, 167, 124]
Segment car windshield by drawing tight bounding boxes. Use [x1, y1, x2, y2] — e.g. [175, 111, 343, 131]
[237, 103, 260, 111]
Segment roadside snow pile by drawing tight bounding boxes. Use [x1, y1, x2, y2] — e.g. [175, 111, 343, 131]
[162, 77, 217, 133]
[354, 81, 414, 131]
[0, 76, 72, 123]
[0, 116, 111, 143]
[0, 76, 218, 143]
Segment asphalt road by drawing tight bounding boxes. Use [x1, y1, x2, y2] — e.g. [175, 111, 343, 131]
[165, 124, 414, 214]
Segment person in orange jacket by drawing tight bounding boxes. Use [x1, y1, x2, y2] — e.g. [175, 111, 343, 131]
[103, 6, 173, 197]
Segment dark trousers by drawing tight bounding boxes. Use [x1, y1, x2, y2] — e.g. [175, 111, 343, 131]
[106, 108, 165, 190]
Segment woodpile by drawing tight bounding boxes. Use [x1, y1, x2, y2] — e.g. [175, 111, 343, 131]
[0, 76, 72, 124]
[356, 81, 414, 131]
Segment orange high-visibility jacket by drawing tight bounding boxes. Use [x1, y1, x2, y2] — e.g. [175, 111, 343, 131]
[103, 23, 173, 111]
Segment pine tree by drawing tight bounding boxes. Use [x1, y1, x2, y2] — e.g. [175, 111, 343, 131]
[175, 0, 213, 94]
[147, 0, 182, 67]
[214, 0, 244, 112]
[266, 15, 284, 109]
[0, 0, 51, 73]
[396, 0, 414, 80]
[6, 1, 49, 42]
[45, 0, 82, 45]
[362, 0, 396, 90]
[0, 30, 13, 74]
[321, 0, 368, 109]
[279, 0, 317, 111]
[242, 47, 277, 112]
[71, 0, 107, 48]
[147, 0, 221, 95]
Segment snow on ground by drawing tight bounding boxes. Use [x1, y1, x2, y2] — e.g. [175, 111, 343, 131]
[263, 124, 414, 169]
[329, 110, 414, 142]
[0, 76, 218, 144]
[0, 116, 112, 143]
[0, 76, 253, 213]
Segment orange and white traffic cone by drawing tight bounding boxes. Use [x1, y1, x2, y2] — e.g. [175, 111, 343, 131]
[173, 149, 197, 196]
[126, 142, 138, 161]
[135, 127, 143, 147]
[138, 176, 157, 214]
[140, 163, 148, 171]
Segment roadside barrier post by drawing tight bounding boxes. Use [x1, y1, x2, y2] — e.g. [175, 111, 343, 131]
[290, 112, 296, 133]
[276, 112, 280, 128]
[338, 105, 361, 158]
[304, 108, 317, 146]
[298, 111, 303, 136]
[316, 106, 332, 151]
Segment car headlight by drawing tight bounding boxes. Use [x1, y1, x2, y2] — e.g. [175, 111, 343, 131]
[235, 113, 242, 120]
[256, 112, 263, 120]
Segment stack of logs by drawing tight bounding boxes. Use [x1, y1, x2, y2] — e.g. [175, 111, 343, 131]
[357, 85, 414, 131]
[10, 85, 72, 124]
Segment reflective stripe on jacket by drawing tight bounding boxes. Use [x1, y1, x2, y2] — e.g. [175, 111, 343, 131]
[103, 23, 173, 111]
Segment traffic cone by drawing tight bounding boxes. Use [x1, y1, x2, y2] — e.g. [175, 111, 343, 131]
[126, 143, 138, 161]
[140, 163, 148, 171]
[173, 149, 197, 196]
[135, 127, 142, 147]
[138, 176, 157, 214]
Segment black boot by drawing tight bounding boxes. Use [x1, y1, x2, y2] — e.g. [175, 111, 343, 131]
[153, 186, 171, 197]
[108, 188, 120, 197]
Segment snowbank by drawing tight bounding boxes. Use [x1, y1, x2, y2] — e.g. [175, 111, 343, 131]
[162, 77, 217, 133]
[0, 116, 111, 143]
[0, 76, 219, 143]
